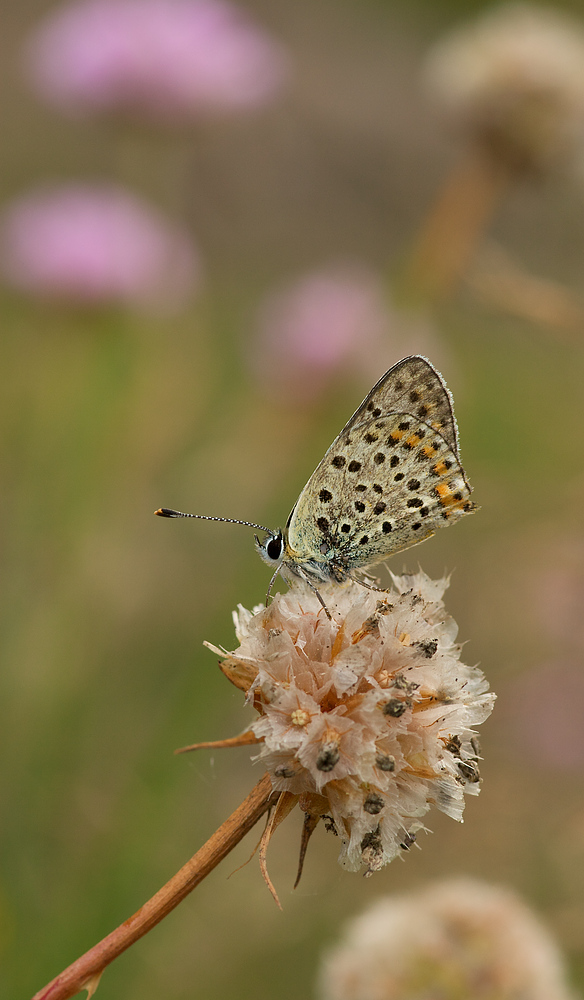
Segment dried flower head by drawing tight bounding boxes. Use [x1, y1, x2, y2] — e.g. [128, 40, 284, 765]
[202, 572, 495, 880]
[0, 184, 200, 312]
[319, 877, 577, 1000]
[424, 3, 584, 173]
[25, 0, 289, 123]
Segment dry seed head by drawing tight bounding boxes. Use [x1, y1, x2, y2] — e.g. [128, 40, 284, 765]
[208, 571, 495, 873]
[425, 3, 584, 173]
[319, 877, 578, 1000]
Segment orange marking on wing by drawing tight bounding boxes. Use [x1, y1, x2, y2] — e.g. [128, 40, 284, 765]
[433, 460, 449, 476]
[406, 433, 421, 448]
[422, 445, 436, 458]
[434, 482, 458, 507]
[434, 482, 469, 513]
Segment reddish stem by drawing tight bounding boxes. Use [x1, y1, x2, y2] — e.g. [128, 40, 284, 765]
[401, 149, 511, 302]
[32, 773, 276, 1000]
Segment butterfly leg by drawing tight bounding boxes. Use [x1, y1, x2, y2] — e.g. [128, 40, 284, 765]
[347, 571, 391, 595]
[266, 563, 333, 620]
[265, 565, 282, 607]
[295, 567, 332, 620]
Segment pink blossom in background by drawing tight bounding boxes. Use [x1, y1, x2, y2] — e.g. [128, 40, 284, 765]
[252, 265, 393, 402]
[25, 0, 289, 122]
[0, 185, 201, 312]
[534, 556, 584, 650]
[502, 662, 584, 770]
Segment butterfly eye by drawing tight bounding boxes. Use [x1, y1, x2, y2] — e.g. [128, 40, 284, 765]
[267, 536, 283, 561]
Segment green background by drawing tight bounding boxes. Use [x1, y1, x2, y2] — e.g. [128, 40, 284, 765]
[1, 1, 584, 997]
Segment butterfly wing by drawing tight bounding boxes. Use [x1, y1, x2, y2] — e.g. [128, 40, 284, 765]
[284, 357, 474, 579]
[338, 355, 461, 454]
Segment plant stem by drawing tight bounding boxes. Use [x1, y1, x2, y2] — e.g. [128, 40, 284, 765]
[467, 241, 584, 334]
[400, 149, 511, 303]
[32, 773, 276, 1000]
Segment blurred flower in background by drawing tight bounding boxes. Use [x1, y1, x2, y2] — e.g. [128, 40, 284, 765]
[404, 2, 584, 303]
[0, 184, 201, 312]
[502, 662, 584, 771]
[25, 0, 290, 123]
[535, 552, 584, 651]
[251, 264, 397, 403]
[424, 3, 584, 174]
[319, 878, 578, 1000]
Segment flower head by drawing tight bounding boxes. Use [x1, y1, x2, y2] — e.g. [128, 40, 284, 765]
[25, 0, 289, 122]
[205, 572, 495, 875]
[0, 184, 200, 312]
[425, 3, 584, 172]
[319, 878, 577, 1000]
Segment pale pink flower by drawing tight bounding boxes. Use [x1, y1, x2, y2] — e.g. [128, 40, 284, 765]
[534, 556, 584, 650]
[25, 0, 289, 122]
[425, 3, 584, 172]
[0, 184, 200, 312]
[319, 878, 577, 1000]
[205, 572, 495, 874]
[503, 662, 584, 770]
[252, 265, 393, 402]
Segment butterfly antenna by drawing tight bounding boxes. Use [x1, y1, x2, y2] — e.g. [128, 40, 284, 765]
[154, 508, 271, 534]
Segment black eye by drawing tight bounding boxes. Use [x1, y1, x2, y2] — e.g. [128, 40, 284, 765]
[267, 537, 282, 560]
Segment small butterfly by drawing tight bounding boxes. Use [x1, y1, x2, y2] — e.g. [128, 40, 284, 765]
[156, 356, 476, 613]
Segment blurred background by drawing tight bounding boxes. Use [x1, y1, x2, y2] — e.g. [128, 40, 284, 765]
[1, 0, 584, 997]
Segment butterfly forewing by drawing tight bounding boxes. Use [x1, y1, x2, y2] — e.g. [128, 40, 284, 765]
[339, 355, 460, 455]
[284, 357, 473, 580]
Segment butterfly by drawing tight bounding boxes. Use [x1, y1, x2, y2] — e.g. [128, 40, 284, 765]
[156, 356, 476, 612]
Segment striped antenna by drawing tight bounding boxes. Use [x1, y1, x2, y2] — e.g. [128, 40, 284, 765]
[155, 508, 271, 533]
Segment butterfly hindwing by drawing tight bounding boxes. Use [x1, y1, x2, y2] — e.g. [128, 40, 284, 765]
[286, 413, 472, 573]
[284, 357, 473, 580]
